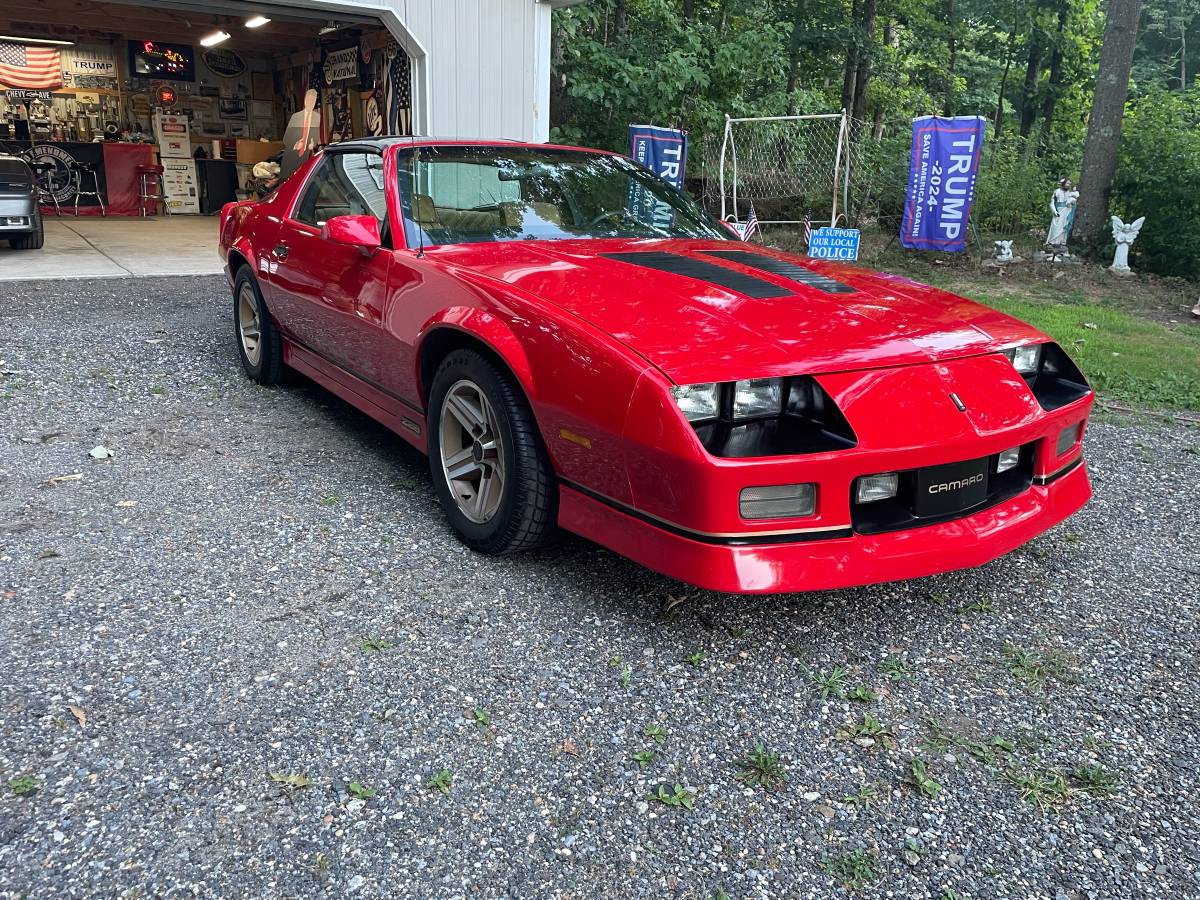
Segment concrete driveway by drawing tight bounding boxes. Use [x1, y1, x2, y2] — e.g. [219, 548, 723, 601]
[0, 217, 222, 281]
[0, 275, 1198, 898]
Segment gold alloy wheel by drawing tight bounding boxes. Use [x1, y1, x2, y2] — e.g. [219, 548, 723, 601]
[237, 283, 262, 367]
[439, 379, 506, 523]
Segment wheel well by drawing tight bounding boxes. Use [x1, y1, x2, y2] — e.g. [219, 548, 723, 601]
[419, 328, 525, 408]
[227, 249, 251, 277]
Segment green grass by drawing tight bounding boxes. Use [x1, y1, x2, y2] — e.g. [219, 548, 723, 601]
[823, 849, 878, 888]
[981, 297, 1200, 410]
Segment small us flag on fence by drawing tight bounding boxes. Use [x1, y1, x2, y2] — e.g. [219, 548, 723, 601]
[0, 43, 62, 90]
[803, 211, 812, 249]
[742, 204, 760, 242]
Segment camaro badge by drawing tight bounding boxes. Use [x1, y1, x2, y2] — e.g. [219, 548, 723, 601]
[949, 392, 967, 412]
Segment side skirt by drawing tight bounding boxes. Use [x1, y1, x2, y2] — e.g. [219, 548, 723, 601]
[282, 338, 428, 453]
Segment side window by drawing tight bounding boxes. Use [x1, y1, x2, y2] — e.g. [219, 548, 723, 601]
[293, 153, 387, 228]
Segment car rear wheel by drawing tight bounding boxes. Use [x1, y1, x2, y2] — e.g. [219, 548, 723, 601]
[9, 207, 43, 250]
[428, 350, 557, 554]
[234, 269, 282, 385]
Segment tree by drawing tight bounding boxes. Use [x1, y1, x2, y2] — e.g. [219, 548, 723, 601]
[1075, 0, 1146, 244]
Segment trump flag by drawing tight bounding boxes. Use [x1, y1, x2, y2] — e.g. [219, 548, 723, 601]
[900, 115, 986, 252]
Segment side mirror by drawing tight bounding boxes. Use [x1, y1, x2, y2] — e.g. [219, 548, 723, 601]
[322, 214, 381, 249]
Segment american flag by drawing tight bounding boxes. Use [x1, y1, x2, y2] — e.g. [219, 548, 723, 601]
[0, 43, 62, 90]
[384, 48, 411, 135]
[742, 203, 760, 242]
[803, 211, 812, 248]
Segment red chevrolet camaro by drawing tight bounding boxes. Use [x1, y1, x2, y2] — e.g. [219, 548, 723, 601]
[219, 138, 1093, 594]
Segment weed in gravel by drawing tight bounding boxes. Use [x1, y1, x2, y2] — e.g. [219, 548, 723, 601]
[923, 719, 1016, 766]
[836, 714, 898, 751]
[468, 708, 491, 729]
[644, 723, 666, 745]
[631, 750, 656, 770]
[1070, 763, 1119, 796]
[394, 477, 420, 490]
[360, 636, 394, 653]
[1000, 642, 1077, 691]
[7, 775, 39, 796]
[879, 656, 915, 681]
[648, 783, 695, 810]
[846, 684, 879, 702]
[809, 666, 849, 698]
[941, 889, 962, 900]
[1004, 765, 1071, 810]
[319, 494, 342, 506]
[823, 849, 877, 888]
[960, 597, 995, 613]
[927, 590, 951, 606]
[348, 781, 376, 800]
[427, 769, 453, 794]
[844, 782, 881, 810]
[733, 744, 787, 790]
[683, 651, 705, 667]
[906, 759, 942, 799]
[269, 772, 312, 791]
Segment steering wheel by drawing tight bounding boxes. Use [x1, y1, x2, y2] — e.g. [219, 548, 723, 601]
[584, 208, 636, 229]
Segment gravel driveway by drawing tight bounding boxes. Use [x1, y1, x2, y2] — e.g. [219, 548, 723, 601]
[1, 276, 1198, 899]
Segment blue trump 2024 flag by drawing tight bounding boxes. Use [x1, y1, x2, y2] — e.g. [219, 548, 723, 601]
[628, 124, 687, 188]
[900, 115, 987, 252]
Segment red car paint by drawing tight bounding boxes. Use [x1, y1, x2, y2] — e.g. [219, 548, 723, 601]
[219, 139, 1093, 594]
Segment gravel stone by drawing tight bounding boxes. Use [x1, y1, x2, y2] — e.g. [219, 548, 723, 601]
[0, 275, 1198, 898]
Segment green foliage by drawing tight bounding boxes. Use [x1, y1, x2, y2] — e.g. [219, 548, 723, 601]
[649, 782, 696, 810]
[1111, 90, 1200, 279]
[732, 743, 788, 790]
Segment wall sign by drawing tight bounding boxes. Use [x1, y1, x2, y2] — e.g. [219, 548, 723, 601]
[4, 89, 54, 102]
[202, 47, 246, 78]
[129, 40, 195, 82]
[322, 46, 361, 87]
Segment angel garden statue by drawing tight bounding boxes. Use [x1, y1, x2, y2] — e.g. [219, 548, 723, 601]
[1109, 216, 1145, 274]
[1045, 178, 1079, 259]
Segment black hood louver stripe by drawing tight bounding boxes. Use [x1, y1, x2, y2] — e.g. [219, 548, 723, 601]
[600, 251, 793, 299]
[699, 250, 858, 294]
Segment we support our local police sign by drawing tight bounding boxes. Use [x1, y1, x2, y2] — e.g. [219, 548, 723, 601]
[900, 115, 986, 252]
[807, 227, 860, 260]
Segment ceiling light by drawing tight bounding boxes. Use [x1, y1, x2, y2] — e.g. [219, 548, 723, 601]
[244, 16, 271, 28]
[200, 30, 231, 47]
[0, 35, 75, 46]
[319, 22, 341, 34]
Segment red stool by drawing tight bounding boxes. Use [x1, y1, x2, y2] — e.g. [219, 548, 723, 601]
[136, 164, 167, 217]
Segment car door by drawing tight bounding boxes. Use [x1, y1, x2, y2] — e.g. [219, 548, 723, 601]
[268, 150, 391, 379]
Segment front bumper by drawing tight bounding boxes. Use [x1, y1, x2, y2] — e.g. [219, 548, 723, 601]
[559, 455, 1090, 593]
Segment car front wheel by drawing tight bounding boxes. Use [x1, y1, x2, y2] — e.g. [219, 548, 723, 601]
[428, 350, 557, 554]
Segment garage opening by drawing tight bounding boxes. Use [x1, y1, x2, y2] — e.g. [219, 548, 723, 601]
[0, 0, 418, 224]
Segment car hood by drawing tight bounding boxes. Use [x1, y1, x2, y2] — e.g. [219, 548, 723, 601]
[427, 238, 1046, 384]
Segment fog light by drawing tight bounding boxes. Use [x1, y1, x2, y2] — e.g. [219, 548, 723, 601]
[996, 446, 1021, 473]
[855, 473, 899, 504]
[739, 483, 816, 520]
[1056, 423, 1082, 456]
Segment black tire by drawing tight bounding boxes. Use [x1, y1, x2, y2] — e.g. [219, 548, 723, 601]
[233, 268, 283, 385]
[427, 349, 557, 554]
[9, 207, 43, 250]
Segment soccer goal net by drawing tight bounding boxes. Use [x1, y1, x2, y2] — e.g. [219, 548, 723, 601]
[702, 112, 873, 228]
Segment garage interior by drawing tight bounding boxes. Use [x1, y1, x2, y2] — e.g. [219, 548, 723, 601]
[0, 0, 416, 275]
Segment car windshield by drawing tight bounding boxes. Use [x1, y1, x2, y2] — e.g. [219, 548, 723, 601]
[395, 145, 728, 247]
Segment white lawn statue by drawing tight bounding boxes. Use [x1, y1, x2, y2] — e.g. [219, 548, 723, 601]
[1109, 216, 1145, 275]
[1045, 178, 1079, 259]
[1192, 299, 1199, 318]
[993, 240, 1014, 262]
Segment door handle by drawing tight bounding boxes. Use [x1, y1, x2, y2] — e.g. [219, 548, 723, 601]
[272, 243, 289, 260]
